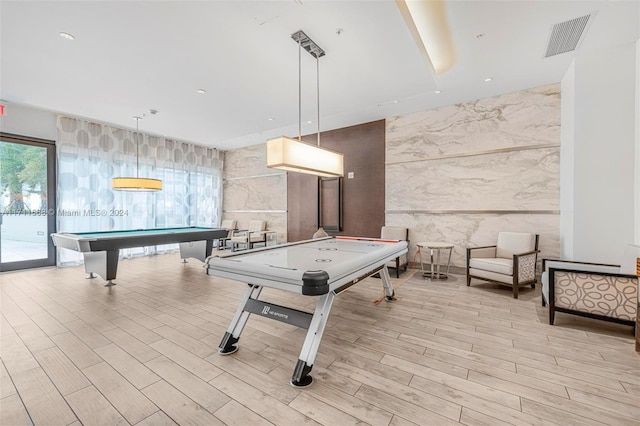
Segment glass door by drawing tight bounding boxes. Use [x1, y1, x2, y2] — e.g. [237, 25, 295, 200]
[0, 133, 56, 271]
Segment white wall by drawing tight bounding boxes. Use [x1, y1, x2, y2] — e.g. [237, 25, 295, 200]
[561, 41, 638, 264]
[0, 103, 57, 141]
[636, 38, 640, 245]
[560, 61, 575, 260]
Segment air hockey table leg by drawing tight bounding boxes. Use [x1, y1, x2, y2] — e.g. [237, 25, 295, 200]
[379, 266, 396, 301]
[291, 291, 335, 387]
[218, 284, 263, 355]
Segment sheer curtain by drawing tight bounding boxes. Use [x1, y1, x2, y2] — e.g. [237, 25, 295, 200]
[56, 116, 223, 265]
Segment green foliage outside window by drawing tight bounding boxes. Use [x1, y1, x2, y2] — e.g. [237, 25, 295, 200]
[0, 142, 47, 213]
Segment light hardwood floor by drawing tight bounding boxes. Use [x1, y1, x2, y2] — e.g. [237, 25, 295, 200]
[1, 253, 639, 426]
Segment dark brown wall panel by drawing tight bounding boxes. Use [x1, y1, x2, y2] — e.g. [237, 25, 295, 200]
[287, 120, 385, 242]
[287, 172, 318, 242]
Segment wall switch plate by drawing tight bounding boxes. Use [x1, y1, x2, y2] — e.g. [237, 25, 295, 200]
[348, 172, 354, 179]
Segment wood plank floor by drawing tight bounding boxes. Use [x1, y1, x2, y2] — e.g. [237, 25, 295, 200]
[1, 253, 639, 426]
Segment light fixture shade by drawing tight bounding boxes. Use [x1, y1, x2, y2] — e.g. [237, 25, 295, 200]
[267, 136, 344, 178]
[112, 177, 163, 191]
[396, 0, 457, 74]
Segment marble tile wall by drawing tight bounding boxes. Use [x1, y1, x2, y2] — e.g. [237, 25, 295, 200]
[386, 213, 560, 270]
[222, 144, 287, 242]
[386, 84, 561, 268]
[386, 85, 560, 162]
[387, 147, 559, 211]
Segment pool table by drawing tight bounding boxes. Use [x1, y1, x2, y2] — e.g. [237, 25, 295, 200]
[52, 226, 228, 285]
[205, 236, 408, 387]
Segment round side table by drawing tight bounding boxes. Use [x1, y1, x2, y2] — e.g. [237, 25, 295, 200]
[417, 242, 454, 280]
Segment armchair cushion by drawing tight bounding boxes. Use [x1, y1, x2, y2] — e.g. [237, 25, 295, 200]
[220, 219, 237, 231]
[381, 226, 409, 278]
[469, 257, 513, 276]
[496, 232, 538, 259]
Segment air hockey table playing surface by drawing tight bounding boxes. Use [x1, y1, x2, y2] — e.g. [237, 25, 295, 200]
[205, 236, 408, 387]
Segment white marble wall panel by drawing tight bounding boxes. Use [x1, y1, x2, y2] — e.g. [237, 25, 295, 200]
[224, 174, 286, 211]
[223, 212, 287, 244]
[385, 84, 561, 269]
[386, 84, 560, 163]
[387, 146, 560, 211]
[223, 143, 283, 179]
[223, 144, 288, 243]
[386, 213, 559, 268]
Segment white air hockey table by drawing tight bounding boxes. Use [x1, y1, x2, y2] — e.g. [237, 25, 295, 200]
[205, 236, 408, 387]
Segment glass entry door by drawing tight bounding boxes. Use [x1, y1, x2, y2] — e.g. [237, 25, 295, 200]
[0, 133, 56, 271]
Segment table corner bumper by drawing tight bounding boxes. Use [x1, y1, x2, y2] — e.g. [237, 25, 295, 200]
[301, 270, 330, 296]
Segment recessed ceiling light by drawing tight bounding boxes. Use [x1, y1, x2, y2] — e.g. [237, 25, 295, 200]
[59, 32, 75, 40]
[484, 77, 493, 82]
[392, 100, 399, 104]
[307, 120, 313, 124]
[197, 89, 206, 94]
[268, 117, 275, 121]
[476, 33, 485, 39]
[434, 90, 441, 94]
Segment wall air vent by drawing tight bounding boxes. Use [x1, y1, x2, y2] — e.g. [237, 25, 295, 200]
[544, 14, 592, 58]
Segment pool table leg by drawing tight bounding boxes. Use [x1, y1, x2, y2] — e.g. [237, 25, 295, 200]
[292, 292, 335, 387]
[219, 284, 263, 355]
[83, 250, 119, 286]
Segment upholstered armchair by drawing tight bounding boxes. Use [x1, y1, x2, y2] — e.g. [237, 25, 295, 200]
[230, 220, 267, 251]
[541, 244, 640, 327]
[381, 226, 409, 278]
[218, 219, 237, 250]
[466, 232, 539, 298]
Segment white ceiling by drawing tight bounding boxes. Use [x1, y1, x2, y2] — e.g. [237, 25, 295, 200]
[1, 1, 638, 151]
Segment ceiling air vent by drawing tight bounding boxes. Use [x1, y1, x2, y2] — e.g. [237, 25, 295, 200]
[544, 14, 592, 58]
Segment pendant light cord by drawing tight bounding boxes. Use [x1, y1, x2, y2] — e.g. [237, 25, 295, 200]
[298, 38, 302, 142]
[135, 116, 141, 179]
[316, 56, 320, 147]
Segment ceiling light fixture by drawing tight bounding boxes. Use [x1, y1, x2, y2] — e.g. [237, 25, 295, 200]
[395, 0, 457, 74]
[112, 116, 162, 191]
[197, 89, 206, 94]
[59, 32, 75, 40]
[267, 30, 344, 178]
[484, 77, 493, 82]
[434, 90, 441, 94]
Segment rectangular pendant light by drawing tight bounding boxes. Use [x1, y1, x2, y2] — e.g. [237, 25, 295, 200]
[267, 136, 344, 178]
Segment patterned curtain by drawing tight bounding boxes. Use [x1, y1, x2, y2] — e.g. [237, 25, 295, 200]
[56, 116, 223, 265]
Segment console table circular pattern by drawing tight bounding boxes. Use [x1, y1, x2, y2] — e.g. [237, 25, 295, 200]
[417, 242, 454, 280]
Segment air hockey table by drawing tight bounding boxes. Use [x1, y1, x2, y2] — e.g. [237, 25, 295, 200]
[52, 226, 228, 285]
[205, 235, 408, 387]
